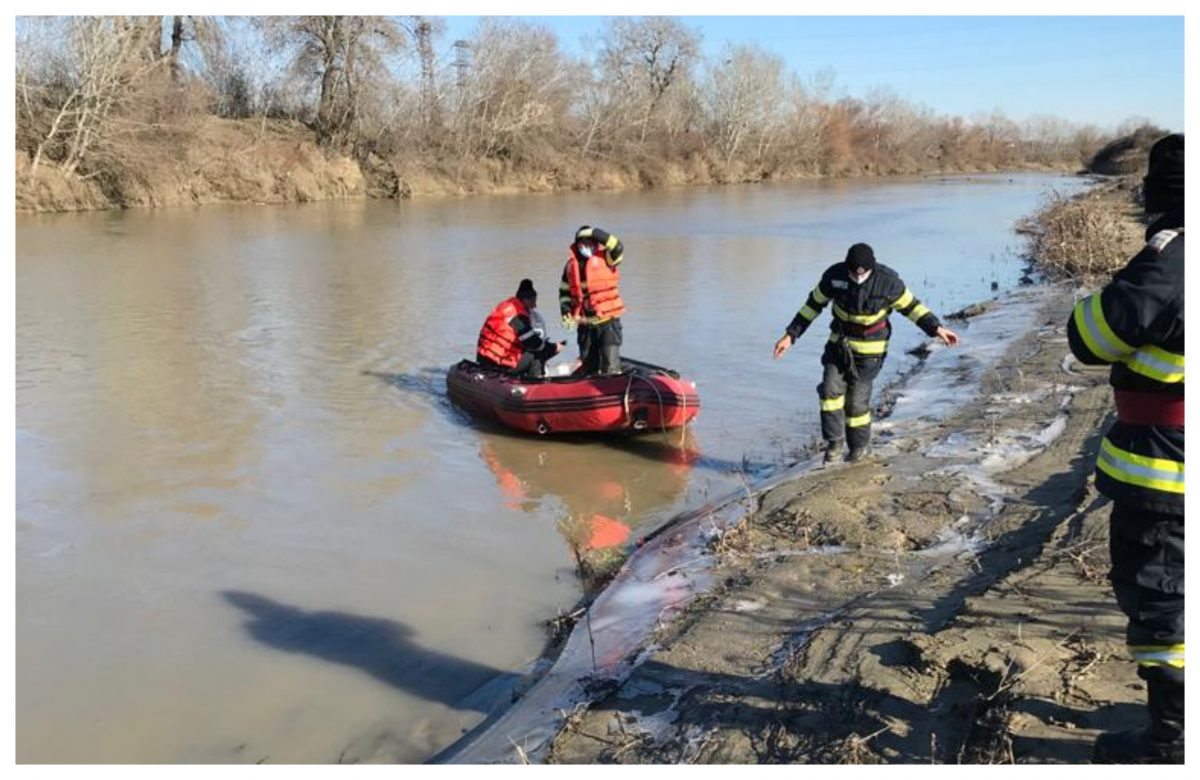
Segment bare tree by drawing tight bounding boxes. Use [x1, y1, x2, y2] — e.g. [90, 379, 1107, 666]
[454, 19, 582, 161]
[1022, 114, 1075, 165]
[23, 16, 166, 177]
[164, 16, 223, 84]
[598, 17, 701, 147]
[260, 16, 405, 144]
[975, 109, 1021, 168]
[701, 43, 787, 171]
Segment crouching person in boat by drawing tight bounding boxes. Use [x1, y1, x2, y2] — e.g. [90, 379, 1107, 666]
[477, 279, 565, 378]
[773, 242, 960, 464]
[560, 225, 626, 375]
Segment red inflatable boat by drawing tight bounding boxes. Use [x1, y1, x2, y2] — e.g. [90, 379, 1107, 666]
[446, 357, 700, 435]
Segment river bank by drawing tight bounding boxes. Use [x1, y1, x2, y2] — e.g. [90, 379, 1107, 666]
[15, 116, 1078, 214]
[437, 181, 1145, 764]
[543, 286, 1126, 764]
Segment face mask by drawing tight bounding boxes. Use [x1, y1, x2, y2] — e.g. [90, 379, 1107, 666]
[849, 268, 872, 284]
[577, 242, 594, 259]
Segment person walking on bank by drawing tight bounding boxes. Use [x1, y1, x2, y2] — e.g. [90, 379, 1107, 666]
[477, 279, 565, 378]
[1067, 133, 1184, 764]
[559, 225, 626, 375]
[773, 243, 960, 463]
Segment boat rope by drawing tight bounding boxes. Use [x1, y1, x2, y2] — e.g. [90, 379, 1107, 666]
[630, 370, 672, 440]
[619, 363, 691, 447]
[622, 372, 635, 426]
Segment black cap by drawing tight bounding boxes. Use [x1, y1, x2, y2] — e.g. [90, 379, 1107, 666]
[845, 243, 876, 272]
[1144, 133, 1184, 214]
[516, 278, 537, 299]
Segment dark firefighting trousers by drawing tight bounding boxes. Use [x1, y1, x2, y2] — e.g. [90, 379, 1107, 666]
[817, 341, 883, 453]
[1109, 500, 1184, 743]
[578, 318, 623, 375]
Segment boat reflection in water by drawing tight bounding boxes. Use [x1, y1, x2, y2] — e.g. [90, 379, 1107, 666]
[476, 428, 699, 592]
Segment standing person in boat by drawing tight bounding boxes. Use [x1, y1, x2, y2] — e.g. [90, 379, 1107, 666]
[1067, 133, 1184, 764]
[559, 225, 626, 375]
[772, 243, 960, 463]
[476, 279, 565, 378]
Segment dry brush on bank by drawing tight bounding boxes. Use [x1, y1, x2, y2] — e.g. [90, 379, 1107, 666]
[1021, 181, 1146, 283]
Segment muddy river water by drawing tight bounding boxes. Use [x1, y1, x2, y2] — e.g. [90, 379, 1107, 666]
[16, 173, 1082, 762]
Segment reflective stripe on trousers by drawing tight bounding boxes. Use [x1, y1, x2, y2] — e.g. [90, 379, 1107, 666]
[1130, 643, 1186, 669]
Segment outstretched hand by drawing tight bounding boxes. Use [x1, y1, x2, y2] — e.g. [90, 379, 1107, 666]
[935, 326, 960, 347]
[773, 334, 793, 359]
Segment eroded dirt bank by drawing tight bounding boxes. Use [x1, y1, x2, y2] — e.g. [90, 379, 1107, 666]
[15, 115, 1079, 214]
[541, 288, 1139, 764]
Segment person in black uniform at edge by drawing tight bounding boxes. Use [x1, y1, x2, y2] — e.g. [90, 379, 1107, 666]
[560, 226, 626, 375]
[1067, 133, 1184, 764]
[476, 279, 565, 378]
[773, 243, 961, 463]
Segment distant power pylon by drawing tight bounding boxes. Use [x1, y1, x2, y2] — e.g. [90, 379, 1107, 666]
[453, 39, 470, 91]
[416, 19, 441, 130]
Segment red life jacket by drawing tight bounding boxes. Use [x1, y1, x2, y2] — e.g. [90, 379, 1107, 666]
[477, 296, 529, 368]
[565, 250, 625, 323]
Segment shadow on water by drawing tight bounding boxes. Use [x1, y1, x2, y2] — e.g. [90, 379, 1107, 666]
[602, 433, 777, 477]
[222, 590, 520, 713]
[363, 367, 448, 403]
[363, 367, 476, 427]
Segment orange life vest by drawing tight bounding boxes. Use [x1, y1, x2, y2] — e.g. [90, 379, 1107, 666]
[565, 250, 625, 324]
[477, 296, 529, 368]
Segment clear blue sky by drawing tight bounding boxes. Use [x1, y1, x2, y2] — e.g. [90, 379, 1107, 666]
[438, 15, 1183, 131]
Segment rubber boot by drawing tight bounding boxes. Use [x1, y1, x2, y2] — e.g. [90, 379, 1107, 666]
[846, 446, 871, 463]
[1093, 674, 1184, 764]
[823, 440, 844, 464]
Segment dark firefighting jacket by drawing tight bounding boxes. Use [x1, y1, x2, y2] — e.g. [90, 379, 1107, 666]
[1067, 213, 1184, 514]
[785, 262, 942, 358]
